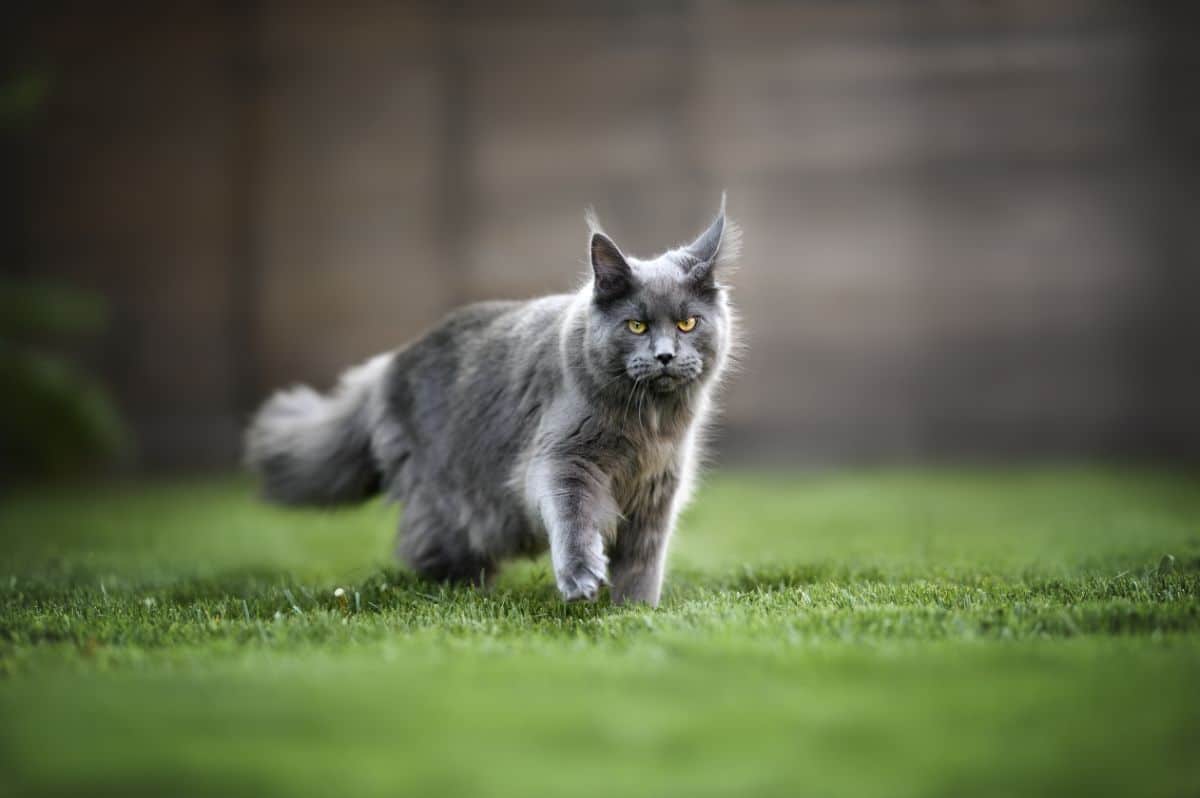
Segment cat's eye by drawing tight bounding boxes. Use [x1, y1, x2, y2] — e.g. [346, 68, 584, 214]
[676, 317, 697, 333]
[627, 319, 647, 335]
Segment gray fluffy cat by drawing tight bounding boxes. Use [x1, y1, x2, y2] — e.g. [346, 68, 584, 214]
[246, 199, 738, 606]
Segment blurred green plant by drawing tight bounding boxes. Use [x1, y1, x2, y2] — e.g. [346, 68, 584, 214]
[0, 71, 50, 129]
[1, 70, 128, 477]
[0, 278, 128, 475]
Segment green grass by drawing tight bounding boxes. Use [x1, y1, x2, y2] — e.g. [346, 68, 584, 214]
[1, 468, 1198, 797]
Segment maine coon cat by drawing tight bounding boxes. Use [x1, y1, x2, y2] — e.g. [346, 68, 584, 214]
[245, 199, 738, 605]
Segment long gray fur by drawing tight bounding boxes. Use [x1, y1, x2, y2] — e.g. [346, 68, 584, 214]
[245, 199, 739, 606]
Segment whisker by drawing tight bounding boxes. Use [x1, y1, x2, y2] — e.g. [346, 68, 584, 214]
[622, 376, 644, 427]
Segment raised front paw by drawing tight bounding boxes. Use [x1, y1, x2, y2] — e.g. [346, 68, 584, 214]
[556, 556, 608, 603]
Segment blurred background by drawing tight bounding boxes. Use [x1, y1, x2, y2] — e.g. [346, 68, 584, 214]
[3, 1, 1199, 476]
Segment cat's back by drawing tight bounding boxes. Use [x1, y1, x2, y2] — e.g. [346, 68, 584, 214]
[384, 293, 576, 432]
[397, 294, 573, 366]
[418, 299, 525, 347]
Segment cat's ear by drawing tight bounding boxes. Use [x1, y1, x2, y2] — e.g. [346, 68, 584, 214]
[685, 193, 740, 291]
[590, 231, 632, 303]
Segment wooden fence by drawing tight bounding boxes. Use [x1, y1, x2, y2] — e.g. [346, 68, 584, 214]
[11, 1, 1199, 466]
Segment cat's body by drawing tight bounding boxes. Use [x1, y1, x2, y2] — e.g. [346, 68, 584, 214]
[246, 201, 738, 605]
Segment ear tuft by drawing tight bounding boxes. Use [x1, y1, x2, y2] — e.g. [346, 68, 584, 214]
[584, 206, 603, 236]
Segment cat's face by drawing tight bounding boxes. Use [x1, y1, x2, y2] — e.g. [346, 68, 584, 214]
[585, 202, 736, 397]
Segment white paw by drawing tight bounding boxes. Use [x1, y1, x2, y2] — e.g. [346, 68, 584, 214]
[556, 557, 608, 602]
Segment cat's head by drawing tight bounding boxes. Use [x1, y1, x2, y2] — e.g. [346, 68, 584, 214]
[584, 197, 738, 398]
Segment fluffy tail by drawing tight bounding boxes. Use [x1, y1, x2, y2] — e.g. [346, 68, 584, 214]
[244, 353, 392, 507]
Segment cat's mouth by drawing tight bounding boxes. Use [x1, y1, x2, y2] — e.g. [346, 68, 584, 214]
[625, 364, 698, 393]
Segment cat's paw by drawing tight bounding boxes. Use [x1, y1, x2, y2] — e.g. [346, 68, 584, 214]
[556, 557, 608, 603]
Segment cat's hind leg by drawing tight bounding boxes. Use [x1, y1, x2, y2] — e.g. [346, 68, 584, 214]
[395, 497, 496, 586]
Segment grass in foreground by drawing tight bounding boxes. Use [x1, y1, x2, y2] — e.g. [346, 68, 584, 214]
[0, 468, 1198, 797]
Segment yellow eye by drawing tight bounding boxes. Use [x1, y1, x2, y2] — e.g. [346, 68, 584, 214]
[676, 317, 697, 333]
[627, 319, 647, 335]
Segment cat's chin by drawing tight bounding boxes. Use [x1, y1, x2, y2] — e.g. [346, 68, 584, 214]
[649, 374, 687, 394]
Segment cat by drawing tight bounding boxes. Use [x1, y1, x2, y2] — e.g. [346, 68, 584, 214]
[245, 198, 738, 606]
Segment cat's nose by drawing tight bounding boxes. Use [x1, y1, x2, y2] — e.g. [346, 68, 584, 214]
[656, 352, 674, 365]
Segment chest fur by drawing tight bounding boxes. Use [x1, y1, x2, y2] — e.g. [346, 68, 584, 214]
[609, 433, 680, 520]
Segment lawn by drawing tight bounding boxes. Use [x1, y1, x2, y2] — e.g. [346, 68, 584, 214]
[1, 468, 1198, 797]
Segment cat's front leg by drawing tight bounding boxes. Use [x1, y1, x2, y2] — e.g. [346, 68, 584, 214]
[609, 470, 676, 607]
[532, 461, 616, 602]
[551, 519, 607, 602]
[604, 468, 681, 604]
[608, 512, 672, 608]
